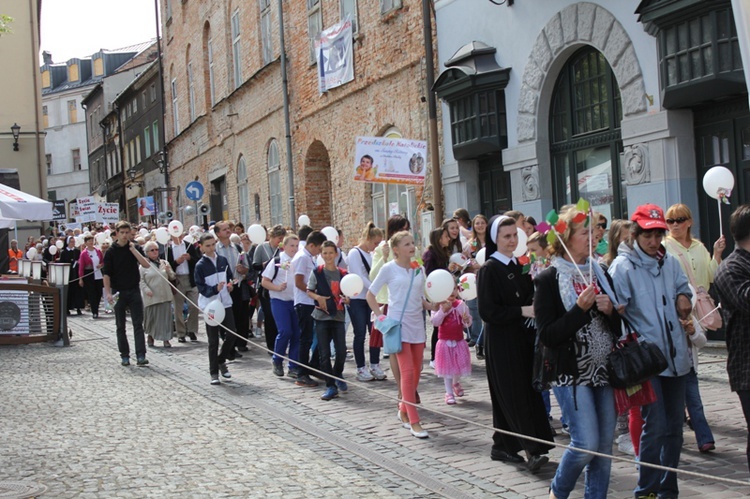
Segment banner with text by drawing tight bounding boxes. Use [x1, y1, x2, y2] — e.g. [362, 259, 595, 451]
[75, 196, 98, 223]
[316, 16, 354, 94]
[98, 203, 119, 225]
[51, 200, 67, 221]
[353, 136, 427, 186]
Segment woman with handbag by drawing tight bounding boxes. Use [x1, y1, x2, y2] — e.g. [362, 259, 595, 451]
[534, 208, 620, 499]
[78, 235, 104, 319]
[608, 204, 694, 499]
[367, 231, 435, 439]
[477, 215, 554, 472]
[140, 240, 176, 348]
[664, 203, 723, 454]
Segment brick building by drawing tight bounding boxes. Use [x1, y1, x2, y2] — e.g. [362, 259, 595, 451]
[162, 0, 435, 245]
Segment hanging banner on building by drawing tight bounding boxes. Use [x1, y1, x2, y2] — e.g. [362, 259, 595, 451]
[316, 16, 354, 94]
[76, 196, 98, 223]
[98, 203, 120, 225]
[51, 200, 67, 221]
[353, 136, 427, 186]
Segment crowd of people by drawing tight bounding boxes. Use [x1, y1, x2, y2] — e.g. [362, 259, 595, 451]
[16, 200, 750, 498]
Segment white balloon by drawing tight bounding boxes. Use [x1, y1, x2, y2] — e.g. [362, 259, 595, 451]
[203, 299, 226, 327]
[75, 236, 84, 247]
[55, 240, 64, 249]
[321, 226, 339, 243]
[475, 247, 487, 266]
[139, 228, 149, 237]
[105, 229, 111, 237]
[189, 225, 201, 235]
[27, 248, 37, 259]
[340, 274, 364, 297]
[48, 245, 58, 256]
[449, 252, 469, 268]
[183, 234, 195, 244]
[298, 214, 311, 227]
[424, 269, 456, 303]
[458, 273, 477, 301]
[168, 220, 184, 237]
[702, 166, 735, 199]
[247, 224, 267, 245]
[154, 227, 170, 245]
[513, 227, 528, 258]
[229, 233, 241, 245]
[95, 232, 107, 245]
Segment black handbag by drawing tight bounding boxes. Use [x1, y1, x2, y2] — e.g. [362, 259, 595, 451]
[607, 318, 668, 389]
[532, 334, 559, 392]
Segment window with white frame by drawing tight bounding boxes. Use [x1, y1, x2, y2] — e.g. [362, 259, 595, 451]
[237, 155, 250, 227]
[171, 78, 180, 135]
[135, 136, 141, 165]
[340, 0, 359, 34]
[231, 9, 242, 89]
[152, 121, 159, 152]
[208, 36, 216, 106]
[380, 0, 401, 14]
[72, 148, 81, 171]
[260, 0, 273, 64]
[268, 140, 282, 225]
[187, 61, 196, 121]
[144, 127, 151, 158]
[307, 0, 322, 63]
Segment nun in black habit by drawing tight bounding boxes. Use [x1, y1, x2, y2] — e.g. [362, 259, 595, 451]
[477, 214, 554, 472]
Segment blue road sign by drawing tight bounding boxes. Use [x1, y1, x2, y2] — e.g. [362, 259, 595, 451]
[185, 181, 204, 201]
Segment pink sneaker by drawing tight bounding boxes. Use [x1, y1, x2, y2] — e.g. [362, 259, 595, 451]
[453, 382, 465, 397]
[445, 393, 456, 405]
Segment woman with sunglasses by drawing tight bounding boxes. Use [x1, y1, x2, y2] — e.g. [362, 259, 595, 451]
[140, 240, 177, 348]
[664, 203, 725, 454]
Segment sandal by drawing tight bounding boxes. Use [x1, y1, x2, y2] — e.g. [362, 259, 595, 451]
[445, 393, 456, 405]
[453, 382, 464, 397]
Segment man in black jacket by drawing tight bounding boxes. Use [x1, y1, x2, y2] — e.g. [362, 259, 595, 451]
[103, 221, 152, 366]
[168, 232, 201, 342]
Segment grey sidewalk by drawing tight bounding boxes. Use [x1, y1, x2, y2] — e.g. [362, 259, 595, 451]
[1, 314, 749, 498]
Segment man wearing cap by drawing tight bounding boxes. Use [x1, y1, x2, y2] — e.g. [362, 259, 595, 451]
[608, 204, 692, 499]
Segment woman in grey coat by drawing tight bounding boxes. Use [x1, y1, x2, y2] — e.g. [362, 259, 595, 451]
[140, 240, 176, 347]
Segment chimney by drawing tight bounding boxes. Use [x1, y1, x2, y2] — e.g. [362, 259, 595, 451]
[42, 51, 53, 65]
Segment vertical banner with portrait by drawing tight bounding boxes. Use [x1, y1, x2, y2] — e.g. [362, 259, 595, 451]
[137, 196, 155, 219]
[353, 136, 427, 185]
[316, 16, 354, 94]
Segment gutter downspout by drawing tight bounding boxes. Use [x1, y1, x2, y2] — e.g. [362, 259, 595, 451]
[278, 0, 296, 227]
[423, 0, 443, 219]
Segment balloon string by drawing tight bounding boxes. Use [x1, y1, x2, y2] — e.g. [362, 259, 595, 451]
[718, 197, 724, 237]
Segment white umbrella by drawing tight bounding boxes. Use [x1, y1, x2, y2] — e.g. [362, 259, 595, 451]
[0, 183, 53, 221]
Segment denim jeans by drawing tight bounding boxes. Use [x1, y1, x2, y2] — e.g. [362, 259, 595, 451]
[551, 384, 616, 499]
[114, 287, 146, 359]
[738, 390, 750, 474]
[206, 307, 236, 375]
[466, 297, 481, 342]
[636, 375, 687, 499]
[315, 319, 346, 388]
[295, 303, 316, 376]
[347, 299, 380, 367]
[271, 299, 300, 369]
[685, 368, 714, 448]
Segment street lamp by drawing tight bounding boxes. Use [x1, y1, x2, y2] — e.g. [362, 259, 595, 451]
[31, 260, 43, 282]
[10, 123, 20, 151]
[128, 166, 136, 180]
[155, 151, 166, 174]
[18, 259, 28, 278]
[49, 262, 71, 347]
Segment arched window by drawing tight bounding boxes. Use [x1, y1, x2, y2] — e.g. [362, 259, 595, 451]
[268, 140, 282, 225]
[549, 47, 625, 220]
[237, 155, 250, 227]
[186, 45, 196, 122]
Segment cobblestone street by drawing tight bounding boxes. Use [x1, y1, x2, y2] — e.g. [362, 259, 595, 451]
[1, 315, 749, 498]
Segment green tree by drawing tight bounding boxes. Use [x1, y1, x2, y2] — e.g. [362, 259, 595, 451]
[0, 15, 13, 36]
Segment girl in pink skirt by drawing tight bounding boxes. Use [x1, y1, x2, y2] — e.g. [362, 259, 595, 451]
[431, 286, 472, 404]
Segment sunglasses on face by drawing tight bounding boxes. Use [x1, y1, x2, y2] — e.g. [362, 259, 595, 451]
[596, 223, 607, 229]
[666, 217, 688, 225]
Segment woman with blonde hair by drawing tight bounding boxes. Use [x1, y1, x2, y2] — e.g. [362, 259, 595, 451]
[602, 220, 632, 269]
[347, 221, 386, 381]
[140, 240, 176, 347]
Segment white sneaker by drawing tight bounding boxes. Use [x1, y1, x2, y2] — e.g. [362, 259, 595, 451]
[616, 433, 635, 456]
[429, 360, 435, 369]
[255, 326, 263, 338]
[356, 366, 374, 381]
[370, 364, 387, 380]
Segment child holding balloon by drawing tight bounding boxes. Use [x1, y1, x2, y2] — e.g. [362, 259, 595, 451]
[431, 286, 472, 405]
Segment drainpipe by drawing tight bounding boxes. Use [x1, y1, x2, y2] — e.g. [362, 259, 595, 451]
[278, 0, 296, 226]
[423, 0, 443, 219]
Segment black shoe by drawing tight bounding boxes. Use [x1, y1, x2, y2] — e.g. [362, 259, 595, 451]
[178, 337, 187, 343]
[247, 331, 255, 338]
[76, 309, 82, 315]
[237, 346, 249, 352]
[92, 313, 98, 319]
[468, 340, 476, 347]
[490, 450, 525, 464]
[526, 454, 549, 473]
[476, 346, 485, 360]
[188, 332, 198, 342]
[295, 374, 319, 387]
[272, 363, 284, 377]
[232, 351, 243, 358]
